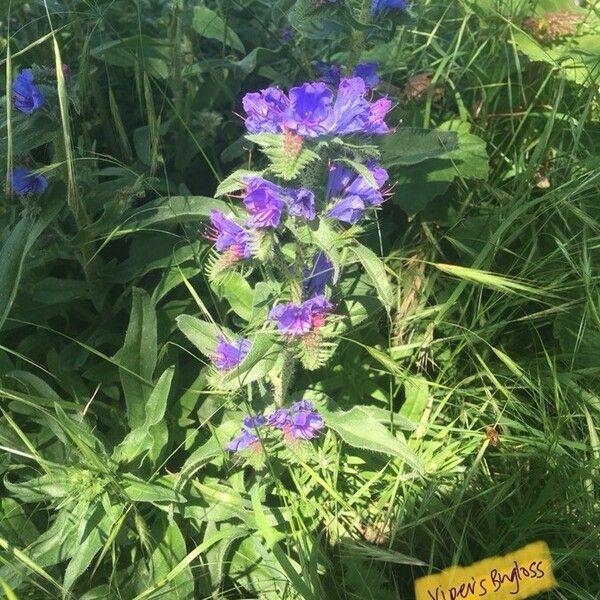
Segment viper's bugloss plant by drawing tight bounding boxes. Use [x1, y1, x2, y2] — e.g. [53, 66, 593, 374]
[199, 65, 395, 456]
[11, 167, 48, 195]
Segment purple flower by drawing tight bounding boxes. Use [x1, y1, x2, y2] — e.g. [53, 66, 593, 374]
[292, 400, 315, 412]
[11, 167, 48, 196]
[303, 252, 334, 297]
[269, 303, 312, 336]
[279, 26, 293, 44]
[291, 409, 324, 440]
[242, 87, 290, 134]
[286, 82, 333, 138]
[268, 401, 325, 441]
[353, 62, 379, 88]
[326, 196, 365, 224]
[13, 69, 45, 114]
[208, 210, 252, 260]
[327, 77, 372, 135]
[364, 97, 393, 134]
[213, 334, 251, 371]
[326, 161, 389, 223]
[244, 177, 286, 228]
[313, 61, 342, 87]
[284, 187, 316, 220]
[269, 294, 332, 336]
[267, 408, 292, 428]
[242, 79, 391, 137]
[243, 414, 268, 428]
[372, 0, 408, 13]
[227, 428, 259, 452]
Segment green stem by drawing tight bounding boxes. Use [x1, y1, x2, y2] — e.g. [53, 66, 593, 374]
[350, 0, 372, 67]
[274, 348, 296, 407]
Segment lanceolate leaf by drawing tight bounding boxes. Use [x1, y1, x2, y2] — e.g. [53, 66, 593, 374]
[115, 367, 174, 464]
[380, 127, 459, 166]
[0, 194, 65, 332]
[193, 6, 245, 53]
[119, 289, 157, 429]
[318, 404, 423, 473]
[350, 243, 393, 312]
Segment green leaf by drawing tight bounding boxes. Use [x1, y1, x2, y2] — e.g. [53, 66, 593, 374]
[246, 133, 320, 181]
[0, 217, 34, 333]
[0, 195, 65, 332]
[175, 421, 239, 494]
[91, 35, 172, 79]
[288, 0, 346, 39]
[317, 404, 423, 473]
[350, 243, 393, 312]
[119, 289, 157, 429]
[122, 475, 185, 504]
[143, 518, 194, 599]
[120, 196, 230, 232]
[176, 315, 220, 357]
[400, 376, 430, 423]
[63, 498, 123, 590]
[193, 6, 245, 53]
[390, 121, 488, 214]
[115, 367, 174, 464]
[211, 271, 254, 321]
[380, 127, 459, 166]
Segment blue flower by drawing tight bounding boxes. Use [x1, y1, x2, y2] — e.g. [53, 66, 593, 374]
[227, 428, 259, 452]
[269, 294, 333, 336]
[242, 87, 290, 134]
[326, 196, 365, 224]
[363, 97, 393, 134]
[285, 187, 316, 220]
[286, 82, 333, 138]
[291, 409, 324, 440]
[267, 408, 292, 428]
[372, 0, 408, 14]
[11, 167, 48, 196]
[327, 77, 372, 135]
[228, 414, 268, 452]
[243, 414, 268, 428]
[207, 210, 252, 260]
[213, 334, 252, 371]
[279, 26, 293, 44]
[244, 177, 286, 228]
[326, 161, 389, 223]
[303, 252, 334, 297]
[313, 61, 342, 87]
[12, 69, 45, 114]
[241, 79, 392, 137]
[353, 62, 379, 88]
[267, 401, 325, 440]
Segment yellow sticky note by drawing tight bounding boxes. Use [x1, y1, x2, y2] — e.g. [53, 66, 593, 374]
[415, 541, 558, 600]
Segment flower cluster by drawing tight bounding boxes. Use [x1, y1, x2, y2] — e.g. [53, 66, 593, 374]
[242, 77, 391, 137]
[243, 176, 315, 227]
[227, 401, 325, 452]
[212, 334, 251, 371]
[326, 160, 390, 224]
[269, 295, 333, 336]
[10, 69, 49, 197]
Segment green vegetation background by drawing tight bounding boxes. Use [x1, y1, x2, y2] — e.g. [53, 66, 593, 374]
[0, 0, 598, 598]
